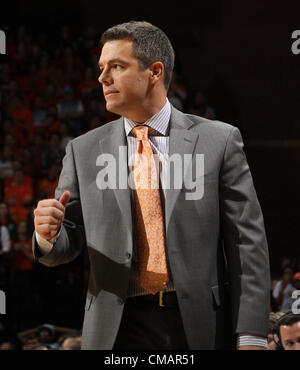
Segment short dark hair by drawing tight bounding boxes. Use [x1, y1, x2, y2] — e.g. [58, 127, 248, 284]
[101, 21, 175, 91]
[277, 312, 300, 328]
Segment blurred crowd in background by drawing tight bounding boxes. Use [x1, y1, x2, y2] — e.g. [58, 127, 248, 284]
[0, 24, 299, 350]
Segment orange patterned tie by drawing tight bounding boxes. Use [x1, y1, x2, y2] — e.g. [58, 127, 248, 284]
[132, 125, 169, 294]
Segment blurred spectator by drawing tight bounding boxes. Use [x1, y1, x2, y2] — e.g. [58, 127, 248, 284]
[11, 221, 33, 270]
[53, 67, 69, 92]
[57, 27, 73, 56]
[18, 323, 80, 350]
[0, 341, 15, 350]
[1, 118, 27, 149]
[2, 134, 23, 162]
[59, 45, 84, 87]
[59, 334, 82, 350]
[34, 344, 58, 350]
[0, 63, 12, 89]
[42, 112, 61, 137]
[77, 25, 100, 64]
[36, 163, 60, 199]
[0, 224, 11, 256]
[0, 202, 17, 240]
[18, 63, 39, 107]
[32, 96, 48, 131]
[29, 133, 45, 174]
[4, 160, 32, 188]
[77, 67, 98, 101]
[0, 224, 11, 291]
[57, 87, 84, 136]
[2, 80, 19, 105]
[9, 221, 34, 332]
[7, 95, 34, 145]
[37, 52, 51, 90]
[41, 132, 64, 170]
[0, 24, 97, 344]
[4, 168, 34, 223]
[90, 53, 102, 75]
[273, 312, 300, 350]
[281, 256, 293, 271]
[13, 34, 34, 78]
[44, 84, 59, 109]
[167, 71, 187, 111]
[59, 122, 74, 151]
[36, 324, 59, 348]
[19, 334, 40, 350]
[188, 89, 216, 120]
[86, 96, 104, 119]
[1, 119, 16, 147]
[0, 145, 14, 180]
[2, 133, 17, 149]
[272, 266, 295, 312]
[22, 148, 35, 177]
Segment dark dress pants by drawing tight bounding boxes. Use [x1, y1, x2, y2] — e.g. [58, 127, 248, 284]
[113, 292, 189, 350]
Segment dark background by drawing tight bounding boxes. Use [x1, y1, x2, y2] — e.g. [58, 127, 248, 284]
[1, 1, 299, 280]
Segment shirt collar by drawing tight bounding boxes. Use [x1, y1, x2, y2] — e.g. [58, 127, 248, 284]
[124, 98, 171, 137]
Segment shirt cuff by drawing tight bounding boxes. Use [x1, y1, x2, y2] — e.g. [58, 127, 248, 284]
[237, 334, 268, 349]
[35, 230, 60, 254]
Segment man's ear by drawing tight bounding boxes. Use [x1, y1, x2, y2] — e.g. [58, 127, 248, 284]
[149, 62, 164, 82]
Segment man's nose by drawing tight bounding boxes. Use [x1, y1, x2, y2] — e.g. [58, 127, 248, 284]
[98, 69, 112, 85]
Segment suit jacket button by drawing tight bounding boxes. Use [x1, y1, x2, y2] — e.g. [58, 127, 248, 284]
[126, 252, 131, 259]
[117, 298, 124, 305]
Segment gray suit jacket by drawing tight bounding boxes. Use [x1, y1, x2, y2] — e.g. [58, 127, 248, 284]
[33, 106, 270, 349]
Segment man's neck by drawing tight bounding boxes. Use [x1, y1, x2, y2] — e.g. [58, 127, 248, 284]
[125, 98, 167, 124]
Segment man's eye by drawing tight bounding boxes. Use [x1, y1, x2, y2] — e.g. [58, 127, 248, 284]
[113, 64, 122, 70]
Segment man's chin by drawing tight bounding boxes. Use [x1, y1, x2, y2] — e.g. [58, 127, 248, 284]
[106, 102, 122, 116]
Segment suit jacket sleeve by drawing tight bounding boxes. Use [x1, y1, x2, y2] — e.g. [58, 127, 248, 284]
[33, 141, 86, 267]
[219, 126, 270, 337]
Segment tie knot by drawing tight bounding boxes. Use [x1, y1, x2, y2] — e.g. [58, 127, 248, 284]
[132, 126, 150, 141]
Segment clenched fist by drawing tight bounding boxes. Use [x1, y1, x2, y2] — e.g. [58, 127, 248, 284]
[34, 191, 70, 240]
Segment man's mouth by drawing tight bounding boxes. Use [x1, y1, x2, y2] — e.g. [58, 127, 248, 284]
[104, 90, 120, 98]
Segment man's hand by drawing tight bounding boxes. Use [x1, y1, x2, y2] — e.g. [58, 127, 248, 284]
[238, 346, 267, 350]
[34, 191, 70, 241]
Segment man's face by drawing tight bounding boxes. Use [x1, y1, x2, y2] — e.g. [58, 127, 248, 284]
[98, 40, 151, 121]
[280, 321, 300, 350]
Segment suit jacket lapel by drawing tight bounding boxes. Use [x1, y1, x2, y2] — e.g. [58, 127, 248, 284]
[98, 118, 133, 234]
[165, 107, 199, 234]
[97, 108, 199, 238]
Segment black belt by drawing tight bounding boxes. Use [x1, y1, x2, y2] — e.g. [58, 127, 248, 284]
[127, 291, 178, 307]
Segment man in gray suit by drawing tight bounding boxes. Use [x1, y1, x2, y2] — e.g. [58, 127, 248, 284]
[33, 21, 270, 350]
